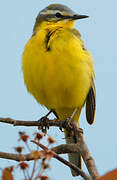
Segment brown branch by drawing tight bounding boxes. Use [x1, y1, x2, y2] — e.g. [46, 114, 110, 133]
[79, 132, 99, 179]
[0, 144, 79, 162]
[0, 117, 78, 133]
[0, 117, 60, 127]
[72, 123, 99, 180]
[0, 152, 32, 161]
[31, 140, 91, 180]
[0, 117, 99, 179]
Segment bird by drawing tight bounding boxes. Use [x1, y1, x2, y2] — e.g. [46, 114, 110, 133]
[22, 4, 96, 176]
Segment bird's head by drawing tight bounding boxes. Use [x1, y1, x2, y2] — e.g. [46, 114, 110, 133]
[33, 4, 88, 33]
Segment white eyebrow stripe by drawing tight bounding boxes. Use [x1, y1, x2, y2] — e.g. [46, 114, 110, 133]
[39, 10, 61, 15]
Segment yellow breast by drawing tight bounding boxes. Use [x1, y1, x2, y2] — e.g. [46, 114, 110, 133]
[22, 27, 94, 109]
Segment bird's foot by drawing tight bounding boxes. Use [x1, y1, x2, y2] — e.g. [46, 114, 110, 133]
[64, 117, 73, 128]
[59, 122, 64, 132]
[38, 110, 54, 133]
[60, 118, 73, 136]
[62, 108, 78, 135]
[38, 116, 49, 133]
[59, 118, 72, 133]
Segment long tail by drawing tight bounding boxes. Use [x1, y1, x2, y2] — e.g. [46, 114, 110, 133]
[65, 130, 81, 176]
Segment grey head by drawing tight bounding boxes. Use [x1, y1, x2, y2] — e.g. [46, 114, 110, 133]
[33, 4, 88, 33]
[39, 4, 74, 19]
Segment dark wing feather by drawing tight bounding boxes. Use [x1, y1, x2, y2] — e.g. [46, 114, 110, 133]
[86, 82, 96, 125]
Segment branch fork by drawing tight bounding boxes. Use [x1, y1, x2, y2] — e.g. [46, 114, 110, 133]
[0, 117, 99, 180]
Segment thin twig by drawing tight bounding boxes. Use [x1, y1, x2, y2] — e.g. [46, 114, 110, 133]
[22, 169, 27, 180]
[30, 160, 37, 180]
[25, 142, 32, 152]
[31, 140, 91, 180]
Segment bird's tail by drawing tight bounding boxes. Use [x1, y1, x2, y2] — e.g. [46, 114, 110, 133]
[65, 130, 81, 176]
[56, 107, 82, 176]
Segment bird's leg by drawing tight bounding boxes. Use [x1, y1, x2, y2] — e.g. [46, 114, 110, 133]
[62, 108, 78, 135]
[38, 110, 53, 133]
[68, 108, 78, 121]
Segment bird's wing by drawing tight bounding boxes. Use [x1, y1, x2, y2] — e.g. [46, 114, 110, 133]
[72, 28, 86, 50]
[86, 80, 96, 125]
[72, 28, 96, 124]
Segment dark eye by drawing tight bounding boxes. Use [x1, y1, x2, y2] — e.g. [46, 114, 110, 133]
[55, 12, 62, 18]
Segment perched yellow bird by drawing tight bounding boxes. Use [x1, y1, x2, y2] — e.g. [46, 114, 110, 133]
[22, 4, 96, 176]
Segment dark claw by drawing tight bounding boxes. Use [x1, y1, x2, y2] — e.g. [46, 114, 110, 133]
[59, 125, 64, 132]
[58, 118, 73, 135]
[38, 116, 49, 133]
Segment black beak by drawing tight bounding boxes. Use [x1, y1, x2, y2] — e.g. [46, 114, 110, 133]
[69, 14, 89, 20]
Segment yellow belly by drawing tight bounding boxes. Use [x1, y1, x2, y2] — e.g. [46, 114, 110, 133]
[22, 28, 94, 110]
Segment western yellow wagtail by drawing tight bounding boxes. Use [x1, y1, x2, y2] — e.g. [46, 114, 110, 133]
[22, 4, 96, 176]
